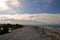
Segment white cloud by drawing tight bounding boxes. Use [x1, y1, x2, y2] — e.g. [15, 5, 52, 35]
[0, 0, 21, 11]
[9, 0, 20, 6]
[0, 14, 60, 24]
[0, 0, 9, 11]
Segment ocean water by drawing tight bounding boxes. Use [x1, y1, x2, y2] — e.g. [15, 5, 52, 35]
[39, 24, 60, 27]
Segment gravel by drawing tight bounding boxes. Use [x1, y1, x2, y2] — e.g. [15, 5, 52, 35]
[0, 27, 60, 40]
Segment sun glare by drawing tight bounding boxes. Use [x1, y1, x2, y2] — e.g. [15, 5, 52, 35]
[0, 0, 8, 11]
[0, 0, 5, 6]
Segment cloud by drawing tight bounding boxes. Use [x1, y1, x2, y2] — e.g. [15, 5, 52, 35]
[0, 14, 60, 24]
[0, 0, 21, 11]
[8, 0, 20, 6]
[0, 0, 9, 11]
[0, 19, 43, 25]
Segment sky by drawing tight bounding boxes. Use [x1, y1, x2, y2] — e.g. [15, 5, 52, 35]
[0, 0, 60, 25]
